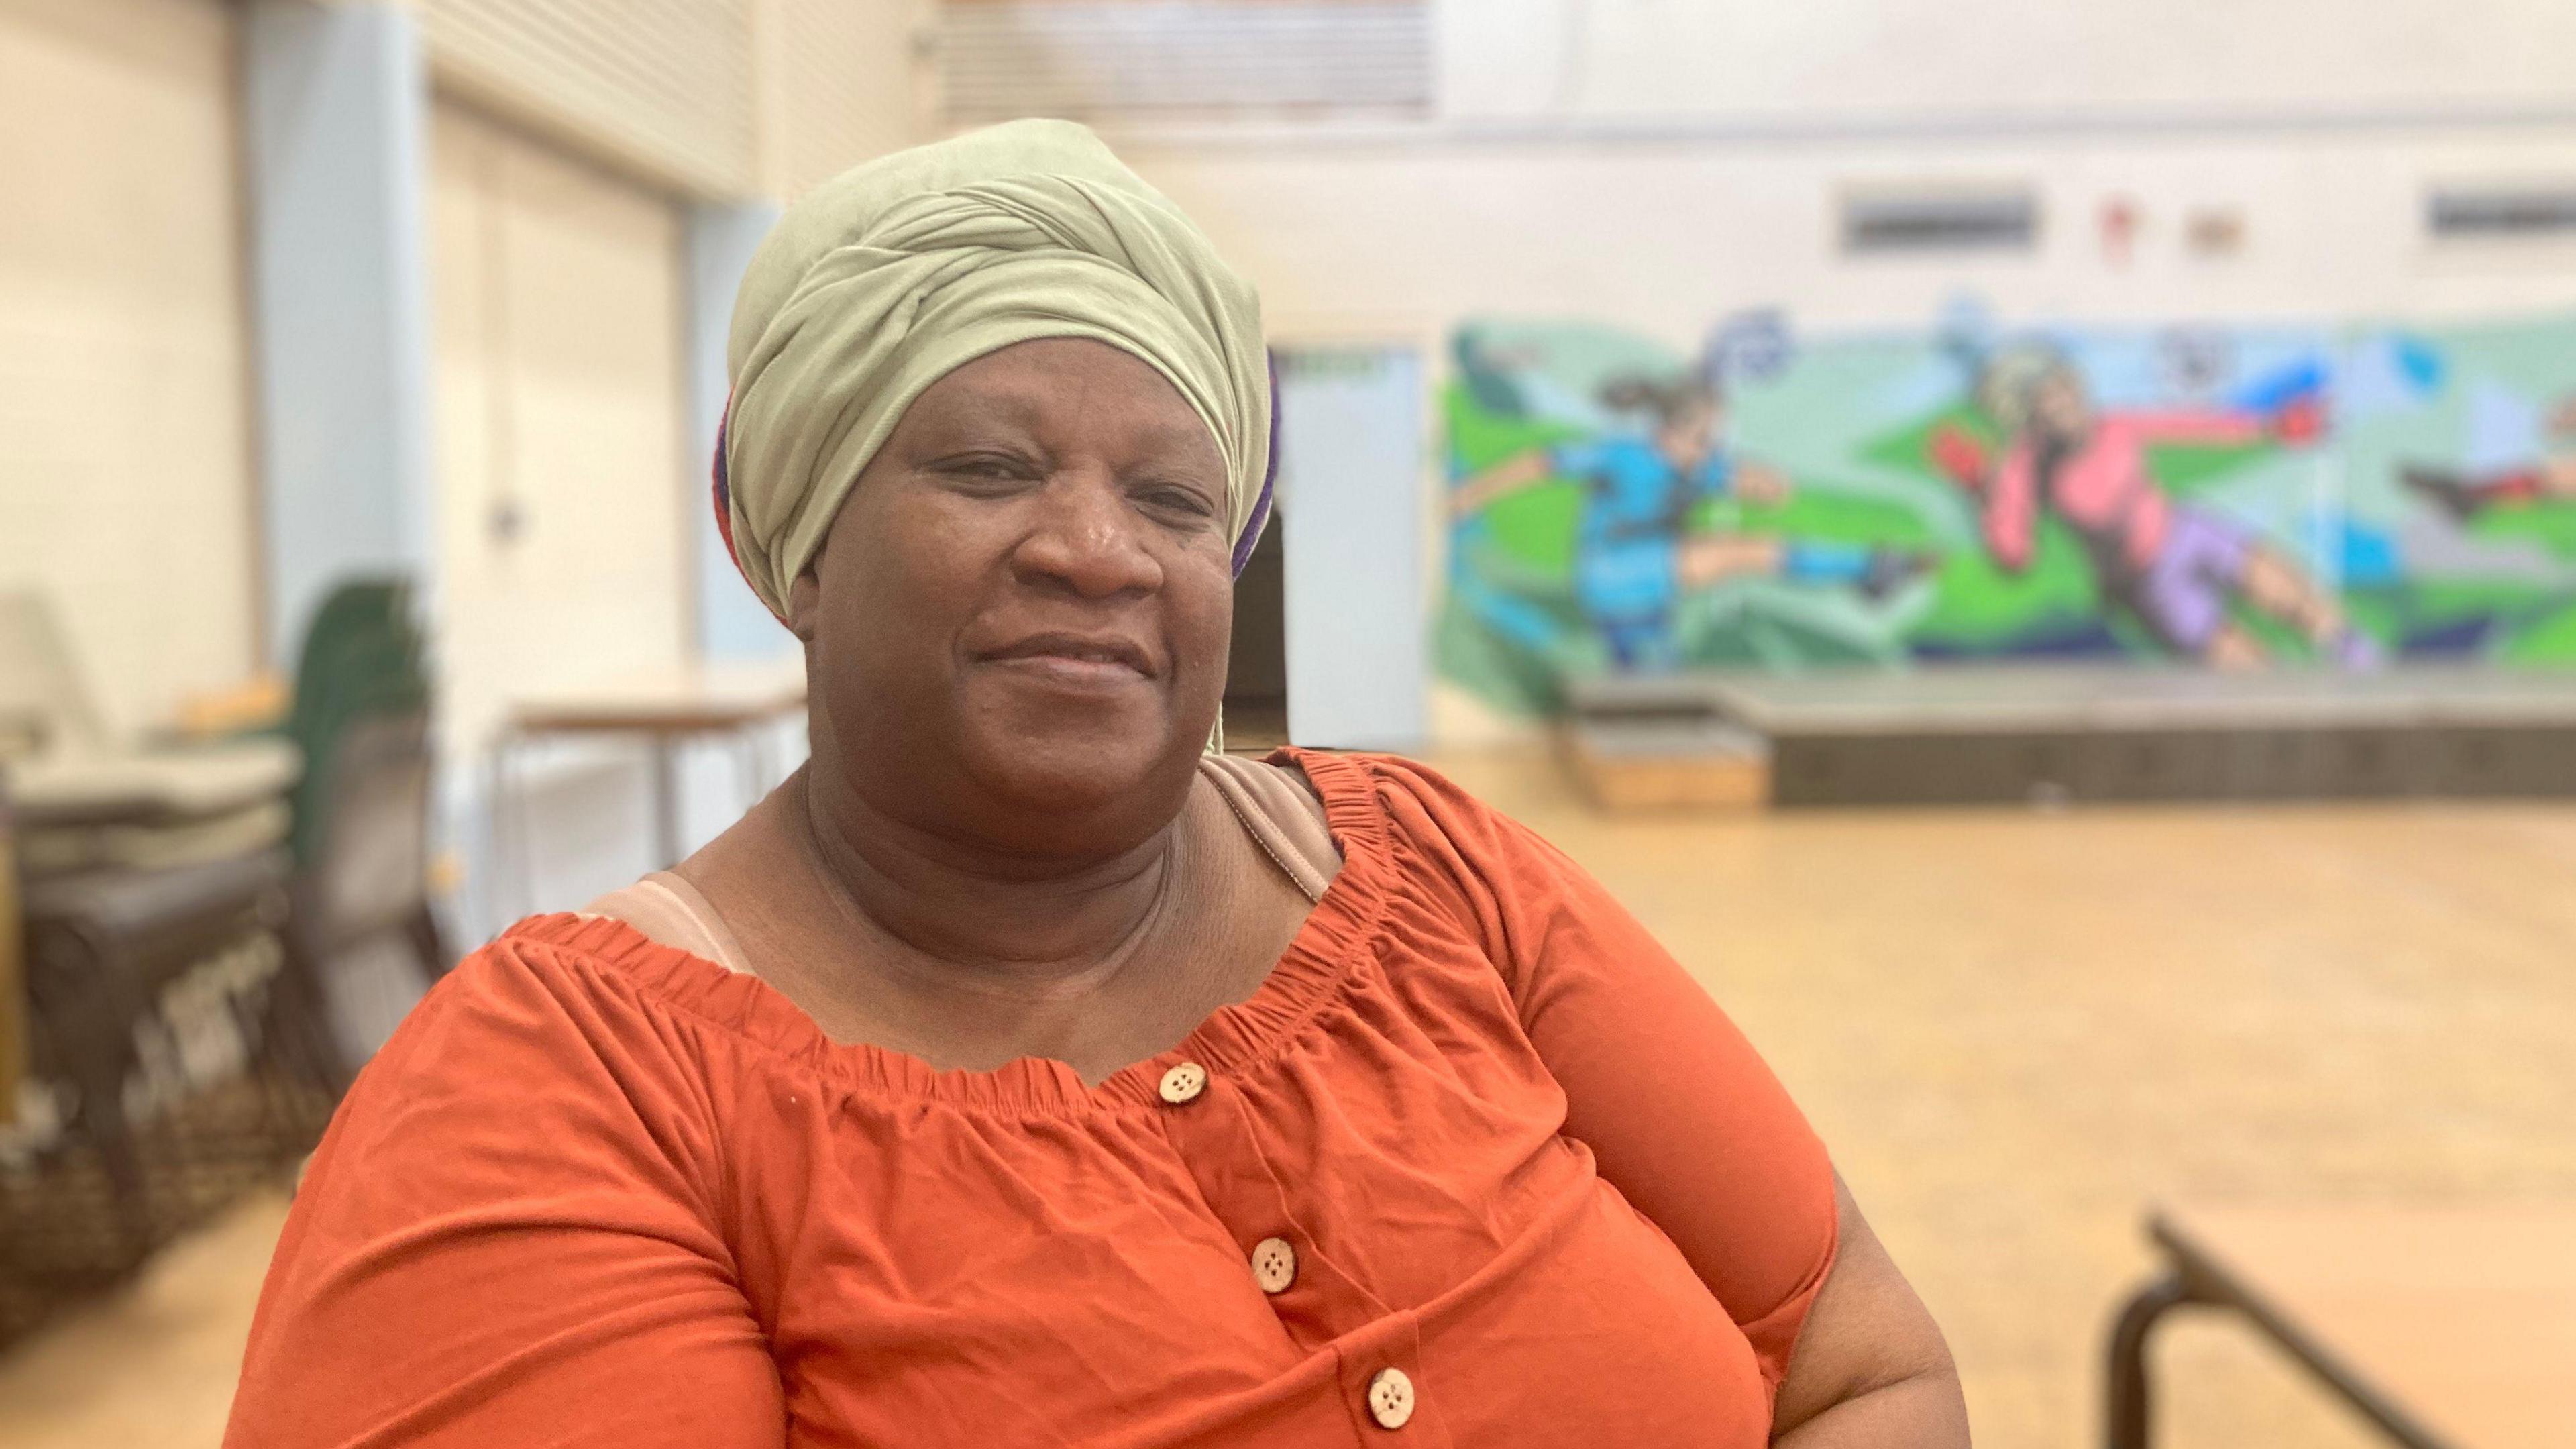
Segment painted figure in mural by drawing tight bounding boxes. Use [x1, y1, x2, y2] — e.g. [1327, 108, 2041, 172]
[1930, 346, 2375, 669]
[1452, 374, 1929, 669]
[2402, 396, 2576, 519]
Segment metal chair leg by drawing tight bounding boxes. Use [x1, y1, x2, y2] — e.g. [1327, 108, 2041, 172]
[272, 932, 355, 1100]
[2106, 1269, 2195, 1449]
[407, 904, 452, 984]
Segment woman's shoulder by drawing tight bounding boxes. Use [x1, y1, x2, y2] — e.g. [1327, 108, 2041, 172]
[582, 873, 756, 974]
[290, 919, 753, 1228]
[482, 909, 812, 1029]
[467, 910, 728, 1002]
[393, 914, 787, 1105]
[1269, 749, 1589, 941]
[1275, 748, 1544, 860]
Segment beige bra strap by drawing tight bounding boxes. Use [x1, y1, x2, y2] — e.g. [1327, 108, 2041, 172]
[581, 871, 753, 974]
[586, 761, 1342, 970]
[1198, 753, 1342, 904]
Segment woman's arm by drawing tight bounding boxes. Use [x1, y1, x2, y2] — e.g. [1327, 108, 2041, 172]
[1376, 759, 1966, 1443]
[1515, 869, 1970, 1445]
[1770, 1176, 1970, 1446]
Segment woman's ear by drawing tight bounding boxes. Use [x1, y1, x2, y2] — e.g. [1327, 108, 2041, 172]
[786, 566, 824, 643]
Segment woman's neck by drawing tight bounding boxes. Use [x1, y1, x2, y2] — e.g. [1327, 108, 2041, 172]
[674, 756, 1306, 1081]
[790, 764, 1185, 1000]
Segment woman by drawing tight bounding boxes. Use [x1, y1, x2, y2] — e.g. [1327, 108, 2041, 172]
[227, 121, 1966, 1448]
[1452, 374, 1925, 669]
[1933, 346, 2371, 668]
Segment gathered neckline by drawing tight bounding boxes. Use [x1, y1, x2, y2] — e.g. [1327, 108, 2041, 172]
[500, 748, 1396, 1118]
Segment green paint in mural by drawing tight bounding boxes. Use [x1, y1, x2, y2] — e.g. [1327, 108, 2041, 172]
[1440, 309, 2576, 716]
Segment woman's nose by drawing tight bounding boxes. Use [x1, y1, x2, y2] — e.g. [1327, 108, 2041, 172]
[1010, 469, 1163, 599]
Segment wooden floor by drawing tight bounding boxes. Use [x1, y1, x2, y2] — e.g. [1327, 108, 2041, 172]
[8, 745, 2576, 1448]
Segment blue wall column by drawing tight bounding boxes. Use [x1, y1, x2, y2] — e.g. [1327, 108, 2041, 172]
[242, 0, 434, 661]
[686, 201, 791, 661]
[1279, 347, 1428, 749]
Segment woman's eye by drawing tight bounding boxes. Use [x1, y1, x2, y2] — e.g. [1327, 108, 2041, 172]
[940, 455, 1027, 481]
[1140, 485, 1218, 520]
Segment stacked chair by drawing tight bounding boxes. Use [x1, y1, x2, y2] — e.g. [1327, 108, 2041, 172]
[0, 591, 302, 1280]
[268, 580, 449, 1094]
[0, 592, 301, 878]
[1, 798, 21, 1161]
[0, 580, 445, 1341]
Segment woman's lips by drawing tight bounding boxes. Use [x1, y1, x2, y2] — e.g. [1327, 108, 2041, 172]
[976, 632, 1157, 688]
[985, 652, 1148, 688]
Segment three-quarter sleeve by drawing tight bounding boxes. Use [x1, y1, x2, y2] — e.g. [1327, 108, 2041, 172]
[224, 941, 785, 1449]
[1371, 759, 1840, 1393]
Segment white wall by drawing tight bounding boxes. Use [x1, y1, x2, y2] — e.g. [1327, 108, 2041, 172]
[1128, 0, 2576, 348]
[429, 103, 698, 928]
[0, 0, 257, 735]
[1128, 128, 2576, 355]
[1106, 0, 2576, 739]
[768, 0, 932, 196]
[1442, 0, 2576, 127]
[429, 103, 693, 759]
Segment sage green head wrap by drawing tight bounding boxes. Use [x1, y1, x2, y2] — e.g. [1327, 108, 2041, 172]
[717, 119, 1272, 621]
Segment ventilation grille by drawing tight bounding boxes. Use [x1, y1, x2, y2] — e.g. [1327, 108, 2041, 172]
[2429, 186, 2576, 241]
[422, 0, 759, 197]
[936, 1, 1432, 125]
[1842, 191, 2039, 255]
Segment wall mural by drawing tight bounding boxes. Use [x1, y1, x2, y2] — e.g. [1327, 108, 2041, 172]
[1438, 307, 2576, 715]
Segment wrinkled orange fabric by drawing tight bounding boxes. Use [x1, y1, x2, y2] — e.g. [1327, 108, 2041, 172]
[227, 751, 1836, 1448]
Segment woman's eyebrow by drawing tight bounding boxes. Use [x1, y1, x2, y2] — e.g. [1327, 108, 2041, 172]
[1061, 412, 1220, 465]
[1123, 421, 1220, 461]
[922, 390, 1044, 435]
[894, 377, 1061, 437]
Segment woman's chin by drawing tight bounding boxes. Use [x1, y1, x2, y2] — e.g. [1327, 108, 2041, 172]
[959, 720, 1189, 821]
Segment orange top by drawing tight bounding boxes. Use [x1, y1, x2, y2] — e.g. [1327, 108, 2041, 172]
[227, 751, 1837, 1448]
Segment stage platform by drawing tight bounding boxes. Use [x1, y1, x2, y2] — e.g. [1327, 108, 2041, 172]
[1564, 667, 2576, 808]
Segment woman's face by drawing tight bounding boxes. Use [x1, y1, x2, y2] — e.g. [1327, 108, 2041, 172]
[792, 338, 1235, 849]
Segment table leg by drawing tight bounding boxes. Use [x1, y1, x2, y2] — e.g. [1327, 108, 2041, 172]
[736, 729, 763, 813]
[652, 734, 683, 869]
[2105, 1269, 2194, 1449]
[486, 734, 525, 923]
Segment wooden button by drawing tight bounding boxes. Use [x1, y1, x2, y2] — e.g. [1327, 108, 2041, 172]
[1157, 1061, 1208, 1104]
[1366, 1366, 1414, 1430]
[1251, 1236, 1297, 1294]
